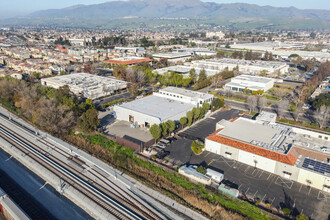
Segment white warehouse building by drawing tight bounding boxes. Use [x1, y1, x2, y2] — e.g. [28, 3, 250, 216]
[114, 87, 214, 127]
[41, 73, 127, 99]
[205, 113, 330, 191]
[224, 75, 275, 92]
[185, 58, 289, 75]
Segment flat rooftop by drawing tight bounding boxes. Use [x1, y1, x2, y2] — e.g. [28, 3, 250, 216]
[41, 73, 127, 99]
[104, 57, 152, 65]
[296, 156, 330, 177]
[190, 58, 287, 69]
[153, 52, 192, 59]
[117, 95, 194, 121]
[217, 118, 294, 153]
[160, 87, 214, 100]
[42, 73, 126, 88]
[155, 65, 219, 76]
[232, 75, 274, 84]
[216, 117, 330, 154]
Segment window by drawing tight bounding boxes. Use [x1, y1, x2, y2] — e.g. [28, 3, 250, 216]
[283, 171, 292, 179]
[225, 152, 232, 158]
[325, 137, 328, 140]
[200, 101, 203, 104]
[323, 185, 330, 192]
[319, 135, 322, 138]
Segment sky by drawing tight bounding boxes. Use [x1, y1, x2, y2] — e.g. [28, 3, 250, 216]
[1, 0, 329, 18]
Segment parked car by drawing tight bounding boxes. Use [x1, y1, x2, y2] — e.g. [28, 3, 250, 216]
[160, 138, 171, 145]
[156, 151, 170, 159]
[156, 143, 166, 149]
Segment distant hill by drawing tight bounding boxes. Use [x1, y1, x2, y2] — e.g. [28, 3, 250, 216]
[2, 0, 330, 30]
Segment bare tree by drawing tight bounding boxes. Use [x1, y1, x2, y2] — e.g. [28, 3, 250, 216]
[315, 105, 329, 128]
[292, 101, 303, 121]
[257, 97, 267, 112]
[278, 99, 290, 118]
[271, 87, 288, 100]
[126, 68, 136, 83]
[136, 70, 145, 86]
[247, 96, 258, 113]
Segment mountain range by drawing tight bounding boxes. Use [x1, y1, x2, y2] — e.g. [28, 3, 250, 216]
[2, 0, 330, 30]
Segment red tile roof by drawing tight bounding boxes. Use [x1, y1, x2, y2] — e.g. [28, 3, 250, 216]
[104, 58, 152, 65]
[56, 46, 68, 52]
[206, 134, 297, 165]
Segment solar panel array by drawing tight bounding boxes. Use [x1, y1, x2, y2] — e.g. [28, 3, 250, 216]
[302, 158, 330, 175]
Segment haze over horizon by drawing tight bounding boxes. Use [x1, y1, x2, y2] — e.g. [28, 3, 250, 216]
[1, 0, 330, 19]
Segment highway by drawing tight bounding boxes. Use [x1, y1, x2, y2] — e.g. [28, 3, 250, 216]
[0, 109, 190, 220]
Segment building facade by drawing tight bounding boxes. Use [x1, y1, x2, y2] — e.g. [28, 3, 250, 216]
[205, 115, 330, 191]
[114, 87, 214, 127]
[224, 75, 275, 92]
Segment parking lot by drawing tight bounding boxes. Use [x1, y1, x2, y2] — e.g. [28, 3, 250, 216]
[164, 109, 330, 219]
[179, 109, 240, 140]
[99, 111, 153, 145]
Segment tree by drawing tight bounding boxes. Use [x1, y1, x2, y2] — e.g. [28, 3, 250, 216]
[84, 62, 96, 74]
[78, 108, 100, 132]
[198, 69, 207, 83]
[296, 214, 308, 220]
[315, 105, 329, 128]
[211, 98, 224, 111]
[194, 108, 201, 121]
[282, 208, 291, 216]
[245, 50, 253, 60]
[179, 117, 187, 129]
[257, 97, 267, 112]
[292, 101, 304, 121]
[247, 96, 258, 113]
[128, 83, 140, 96]
[166, 120, 176, 132]
[278, 99, 290, 118]
[186, 111, 193, 126]
[271, 87, 289, 99]
[312, 93, 330, 109]
[160, 123, 169, 137]
[191, 140, 205, 154]
[196, 165, 207, 174]
[189, 68, 197, 84]
[150, 124, 162, 141]
[202, 102, 210, 112]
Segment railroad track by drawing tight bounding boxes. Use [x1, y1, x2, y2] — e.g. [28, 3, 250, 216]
[0, 114, 164, 220]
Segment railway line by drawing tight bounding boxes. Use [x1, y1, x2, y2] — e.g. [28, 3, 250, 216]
[0, 112, 166, 220]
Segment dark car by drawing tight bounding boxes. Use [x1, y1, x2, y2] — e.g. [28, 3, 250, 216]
[156, 151, 170, 159]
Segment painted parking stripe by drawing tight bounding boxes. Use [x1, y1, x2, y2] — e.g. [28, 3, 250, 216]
[270, 197, 275, 206]
[253, 190, 258, 198]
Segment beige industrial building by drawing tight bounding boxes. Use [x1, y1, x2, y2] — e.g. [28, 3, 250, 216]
[205, 112, 330, 191]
